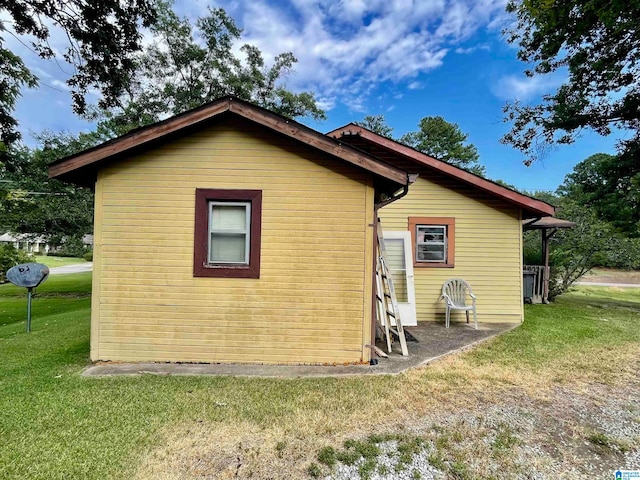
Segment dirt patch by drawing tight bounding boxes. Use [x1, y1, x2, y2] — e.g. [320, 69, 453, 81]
[581, 268, 640, 284]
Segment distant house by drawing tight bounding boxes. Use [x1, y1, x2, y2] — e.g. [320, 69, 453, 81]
[0, 233, 93, 256]
[0, 233, 50, 254]
[49, 97, 554, 366]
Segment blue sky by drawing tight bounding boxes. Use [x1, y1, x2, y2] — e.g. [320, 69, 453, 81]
[8, 0, 620, 192]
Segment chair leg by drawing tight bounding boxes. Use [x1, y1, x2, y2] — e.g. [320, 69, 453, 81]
[466, 310, 469, 324]
[445, 306, 450, 328]
[473, 307, 478, 330]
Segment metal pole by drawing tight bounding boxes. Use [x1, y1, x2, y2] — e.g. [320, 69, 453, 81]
[26, 287, 32, 333]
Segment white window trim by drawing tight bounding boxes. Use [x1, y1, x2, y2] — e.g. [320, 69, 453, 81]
[415, 225, 448, 263]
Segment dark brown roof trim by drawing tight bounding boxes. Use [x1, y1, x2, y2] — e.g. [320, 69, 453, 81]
[327, 124, 555, 218]
[49, 97, 409, 187]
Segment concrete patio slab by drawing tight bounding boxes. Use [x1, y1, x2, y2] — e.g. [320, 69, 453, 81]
[82, 321, 519, 378]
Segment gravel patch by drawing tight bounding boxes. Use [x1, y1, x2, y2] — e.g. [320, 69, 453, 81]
[321, 381, 639, 480]
[324, 440, 444, 480]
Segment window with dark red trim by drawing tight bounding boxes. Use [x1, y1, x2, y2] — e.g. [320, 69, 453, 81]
[194, 189, 262, 278]
[408, 217, 455, 268]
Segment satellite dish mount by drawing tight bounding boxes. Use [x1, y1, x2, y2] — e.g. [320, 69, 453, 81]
[6, 263, 50, 333]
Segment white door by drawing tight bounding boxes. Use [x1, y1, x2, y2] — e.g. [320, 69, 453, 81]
[383, 231, 417, 326]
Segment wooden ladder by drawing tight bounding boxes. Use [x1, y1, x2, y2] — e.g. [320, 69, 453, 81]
[375, 219, 409, 356]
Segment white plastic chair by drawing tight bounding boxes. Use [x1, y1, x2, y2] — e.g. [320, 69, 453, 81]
[441, 279, 478, 329]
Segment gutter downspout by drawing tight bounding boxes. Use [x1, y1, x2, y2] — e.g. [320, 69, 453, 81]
[368, 174, 418, 364]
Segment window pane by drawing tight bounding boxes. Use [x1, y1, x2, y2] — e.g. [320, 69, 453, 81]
[385, 238, 406, 270]
[385, 238, 407, 302]
[211, 205, 247, 231]
[417, 226, 444, 243]
[210, 233, 247, 263]
[417, 244, 445, 262]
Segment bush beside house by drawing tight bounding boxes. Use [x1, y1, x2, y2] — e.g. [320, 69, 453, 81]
[0, 244, 31, 283]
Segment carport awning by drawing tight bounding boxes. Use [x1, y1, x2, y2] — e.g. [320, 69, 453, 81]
[523, 217, 576, 230]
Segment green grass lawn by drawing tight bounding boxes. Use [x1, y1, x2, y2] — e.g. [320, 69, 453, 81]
[1, 276, 639, 479]
[34, 256, 87, 268]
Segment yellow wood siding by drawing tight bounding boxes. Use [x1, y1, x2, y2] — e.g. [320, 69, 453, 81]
[380, 173, 523, 324]
[92, 118, 374, 364]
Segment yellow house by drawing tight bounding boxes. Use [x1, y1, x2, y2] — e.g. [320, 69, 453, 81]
[50, 98, 555, 366]
[49, 98, 412, 365]
[327, 124, 555, 326]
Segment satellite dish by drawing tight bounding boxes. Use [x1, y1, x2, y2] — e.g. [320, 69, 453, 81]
[6, 263, 50, 333]
[7, 263, 50, 289]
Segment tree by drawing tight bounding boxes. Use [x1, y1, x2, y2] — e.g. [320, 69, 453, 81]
[0, 0, 157, 151]
[354, 115, 394, 138]
[400, 116, 486, 176]
[353, 114, 486, 176]
[95, 0, 325, 136]
[558, 153, 640, 237]
[0, 132, 95, 243]
[1, 1, 327, 243]
[546, 198, 615, 298]
[502, 0, 640, 166]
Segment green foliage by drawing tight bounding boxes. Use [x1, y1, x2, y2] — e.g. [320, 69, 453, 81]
[547, 198, 614, 299]
[317, 446, 337, 467]
[354, 115, 394, 138]
[0, 243, 30, 283]
[306, 463, 322, 478]
[94, 0, 324, 138]
[311, 434, 430, 479]
[400, 116, 486, 176]
[526, 167, 640, 299]
[558, 153, 640, 237]
[492, 424, 520, 451]
[354, 114, 486, 176]
[56, 236, 89, 258]
[83, 251, 93, 262]
[502, 1, 640, 165]
[396, 437, 428, 468]
[598, 236, 640, 270]
[1, 132, 95, 241]
[0, 0, 157, 148]
[0, 41, 37, 151]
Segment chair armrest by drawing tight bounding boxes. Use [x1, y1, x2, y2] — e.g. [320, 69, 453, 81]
[441, 293, 454, 306]
[469, 293, 476, 299]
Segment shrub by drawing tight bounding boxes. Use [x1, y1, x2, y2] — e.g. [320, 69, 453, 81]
[0, 244, 32, 283]
[56, 236, 90, 258]
[83, 250, 93, 261]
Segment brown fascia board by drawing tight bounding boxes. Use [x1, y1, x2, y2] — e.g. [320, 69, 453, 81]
[327, 124, 555, 218]
[48, 97, 409, 188]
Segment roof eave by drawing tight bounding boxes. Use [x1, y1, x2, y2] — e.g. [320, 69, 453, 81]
[49, 98, 409, 189]
[327, 124, 555, 218]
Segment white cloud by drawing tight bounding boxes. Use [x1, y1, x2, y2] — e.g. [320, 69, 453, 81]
[455, 43, 490, 54]
[201, 0, 508, 112]
[493, 74, 565, 102]
[9, 0, 512, 134]
[50, 79, 71, 92]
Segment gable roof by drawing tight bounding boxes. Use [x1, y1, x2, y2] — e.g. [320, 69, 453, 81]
[48, 97, 409, 189]
[327, 124, 555, 218]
